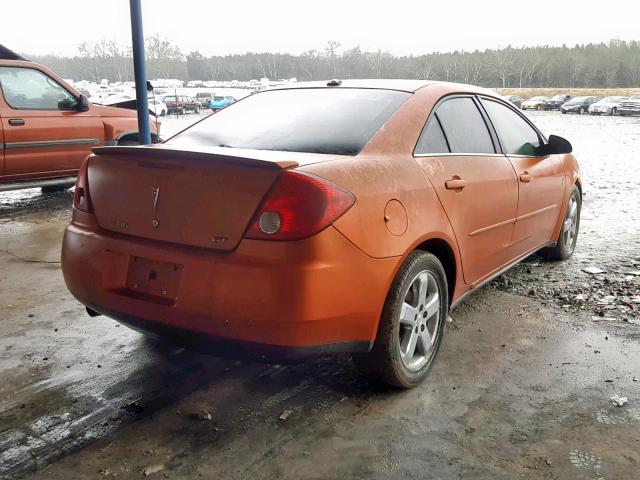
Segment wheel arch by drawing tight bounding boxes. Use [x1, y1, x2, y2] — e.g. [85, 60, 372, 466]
[574, 178, 583, 198]
[414, 237, 457, 305]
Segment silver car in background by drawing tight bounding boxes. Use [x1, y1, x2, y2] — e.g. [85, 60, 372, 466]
[521, 96, 548, 110]
[588, 96, 626, 115]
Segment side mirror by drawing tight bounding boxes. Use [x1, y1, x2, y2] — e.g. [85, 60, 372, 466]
[535, 134, 572, 156]
[76, 94, 89, 112]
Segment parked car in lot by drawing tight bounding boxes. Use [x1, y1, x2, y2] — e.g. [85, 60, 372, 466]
[502, 95, 523, 108]
[544, 94, 573, 111]
[617, 93, 640, 116]
[195, 92, 213, 107]
[0, 45, 158, 192]
[588, 96, 626, 115]
[62, 79, 580, 388]
[148, 96, 168, 116]
[210, 95, 236, 111]
[163, 95, 201, 114]
[560, 96, 599, 114]
[521, 96, 548, 110]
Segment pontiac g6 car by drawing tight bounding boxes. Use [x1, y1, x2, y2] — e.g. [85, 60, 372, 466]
[62, 80, 581, 388]
[0, 45, 158, 192]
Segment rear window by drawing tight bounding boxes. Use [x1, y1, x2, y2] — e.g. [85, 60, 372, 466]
[163, 96, 176, 102]
[167, 88, 410, 155]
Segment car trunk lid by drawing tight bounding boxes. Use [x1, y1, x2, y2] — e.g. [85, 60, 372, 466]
[87, 145, 304, 251]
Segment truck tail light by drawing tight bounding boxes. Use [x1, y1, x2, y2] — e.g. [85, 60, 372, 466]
[245, 171, 355, 241]
[73, 156, 93, 213]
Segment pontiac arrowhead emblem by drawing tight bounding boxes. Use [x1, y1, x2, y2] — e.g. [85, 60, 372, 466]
[152, 186, 160, 210]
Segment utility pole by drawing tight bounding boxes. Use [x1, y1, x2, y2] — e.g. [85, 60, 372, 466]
[129, 0, 152, 145]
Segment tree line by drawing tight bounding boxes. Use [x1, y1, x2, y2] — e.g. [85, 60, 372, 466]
[24, 36, 640, 88]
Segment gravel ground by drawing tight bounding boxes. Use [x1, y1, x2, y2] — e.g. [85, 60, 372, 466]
[0, 109, 639, 480]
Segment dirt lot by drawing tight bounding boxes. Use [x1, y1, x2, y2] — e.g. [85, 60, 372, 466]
[1, 111, 639, 480]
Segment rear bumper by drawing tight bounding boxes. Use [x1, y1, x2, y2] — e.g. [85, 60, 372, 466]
[88, 305, 370, 360]
[62, 218, 399, 354]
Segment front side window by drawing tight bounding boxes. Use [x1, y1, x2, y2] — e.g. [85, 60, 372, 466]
[0, 66, 76, 110]
[434, 97, 495, 154]
[168, 88, 410, 155]
[481, 99, 541, 156]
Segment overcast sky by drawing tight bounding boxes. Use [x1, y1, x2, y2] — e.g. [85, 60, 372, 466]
[7, 0, 640, 57]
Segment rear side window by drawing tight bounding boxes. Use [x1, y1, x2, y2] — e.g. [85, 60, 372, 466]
[415, 116, 449, 154]
[434, 97, 495, 154]
[481, 99, 541, 156]
[0, 66, 76, 110]
[167, 88, 410, 155]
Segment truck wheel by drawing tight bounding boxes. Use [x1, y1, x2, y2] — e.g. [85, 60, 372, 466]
[41, 185, 69, 194]
[354, 251, 448, 389]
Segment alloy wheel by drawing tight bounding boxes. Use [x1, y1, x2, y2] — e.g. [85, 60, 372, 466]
[563, 194, 579, 251]
[398, 270, 441, 371]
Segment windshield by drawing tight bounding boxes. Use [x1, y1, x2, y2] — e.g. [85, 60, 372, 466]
[531, 96, 546, 101]
[552, 95, 567, 100]
[167, 88, 410, 155]
[630, 94, 640, 100]
[163, 96, 176, 102]
[602, 96, 622, 102]
[213, 96, 224, 101]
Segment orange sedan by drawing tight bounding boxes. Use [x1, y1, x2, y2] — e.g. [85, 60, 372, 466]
[61, 80, 581, 388]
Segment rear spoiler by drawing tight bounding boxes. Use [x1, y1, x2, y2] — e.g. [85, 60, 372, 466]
[91, 144, 299, 170]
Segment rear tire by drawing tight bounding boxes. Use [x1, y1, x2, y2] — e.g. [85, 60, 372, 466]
[541, 185, 581, 261]
[354, 251, 448, 389]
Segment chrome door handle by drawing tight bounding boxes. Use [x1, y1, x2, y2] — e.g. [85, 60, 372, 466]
[8, 118, 25, 126]
[445, 178, 467, 190]
[520, 172, 532, 183]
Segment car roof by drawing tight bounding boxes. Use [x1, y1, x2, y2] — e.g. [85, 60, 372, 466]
[268, 79, 433, 93]
[266, 79, 504, 96]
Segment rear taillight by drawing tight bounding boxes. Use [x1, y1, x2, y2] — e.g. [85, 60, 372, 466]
[245, 171, 355, 241]
[73, 156, 92, 213]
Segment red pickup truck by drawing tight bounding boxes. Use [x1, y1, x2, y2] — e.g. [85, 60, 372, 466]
[0, 45, 158, 192]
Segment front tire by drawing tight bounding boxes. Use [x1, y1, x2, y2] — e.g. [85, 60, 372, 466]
[354, 251, 448, 389]
[541, 185, 581, 260]
[610, 107, 617, 116]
